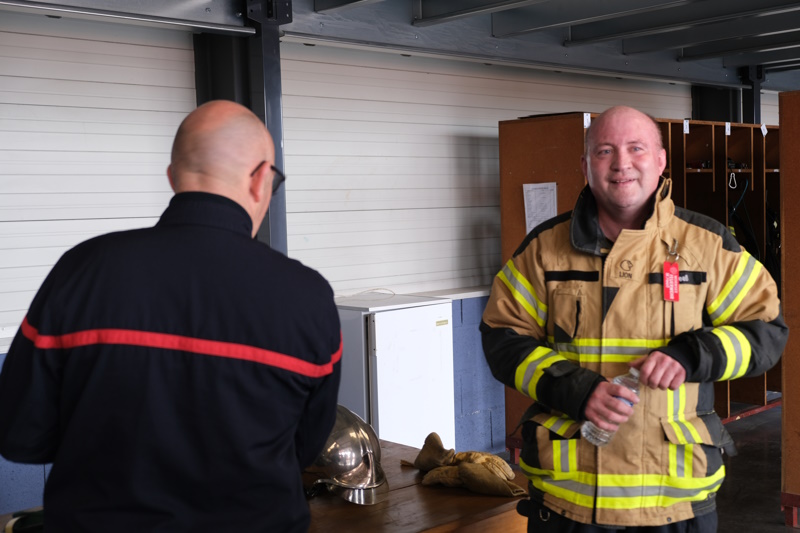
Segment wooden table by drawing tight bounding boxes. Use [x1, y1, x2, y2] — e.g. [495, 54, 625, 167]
[306, 440, 528, 532]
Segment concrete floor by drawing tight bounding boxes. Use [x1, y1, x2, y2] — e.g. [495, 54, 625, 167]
[716, 404, 793, 532]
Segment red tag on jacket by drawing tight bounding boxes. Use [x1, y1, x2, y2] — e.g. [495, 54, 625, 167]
[664, 261, 680, 302]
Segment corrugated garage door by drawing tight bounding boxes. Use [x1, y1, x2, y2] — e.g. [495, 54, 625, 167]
[0, 10, 196, 353]
[279, 41, 694, 298]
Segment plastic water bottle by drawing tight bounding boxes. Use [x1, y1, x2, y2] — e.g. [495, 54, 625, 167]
[581, 368, 640, 447]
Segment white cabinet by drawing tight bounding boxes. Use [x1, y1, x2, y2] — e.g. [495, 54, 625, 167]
[336, 293, 455, 449]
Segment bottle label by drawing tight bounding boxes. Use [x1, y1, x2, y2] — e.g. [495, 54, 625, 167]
[614, 396, 634, 408]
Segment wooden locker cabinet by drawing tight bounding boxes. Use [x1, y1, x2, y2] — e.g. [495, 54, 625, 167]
[498, 112, 783, 454]
[779, 90, 799, 528]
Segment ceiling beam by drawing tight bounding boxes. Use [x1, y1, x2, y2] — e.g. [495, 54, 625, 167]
[764, 62, 800, 73]
[623, 10, 800, 55]
[723, 46, 800, 67]
[411, 0, 545, 27]
[566, 0, 800, 46]
[679, 30, 800, 62]
[492, 0, 690, 38]
[315, 0, 385, 13]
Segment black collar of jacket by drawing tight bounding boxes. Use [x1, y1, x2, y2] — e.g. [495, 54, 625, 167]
[570, 177, 671, 256]
[156, 192, 253, 237]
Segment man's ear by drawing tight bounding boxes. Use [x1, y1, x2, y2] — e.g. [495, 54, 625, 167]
[249, 161, 269, 204]
[658, 148, 667, 174]
[167, 165, 177, 192]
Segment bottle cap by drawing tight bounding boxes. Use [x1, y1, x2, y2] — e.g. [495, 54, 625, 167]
[629, 367, 640, 379]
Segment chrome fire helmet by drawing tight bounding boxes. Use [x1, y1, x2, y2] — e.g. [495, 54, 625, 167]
[306, 405, 388, 505]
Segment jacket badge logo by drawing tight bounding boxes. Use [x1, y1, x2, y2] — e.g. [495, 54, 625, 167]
[619, 259, 633, 279]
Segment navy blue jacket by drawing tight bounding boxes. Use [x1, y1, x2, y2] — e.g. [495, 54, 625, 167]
[0, 192, 342, 532]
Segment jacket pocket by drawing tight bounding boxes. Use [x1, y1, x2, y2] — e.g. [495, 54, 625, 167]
[519, 402, 581, 440]
[520, 412, 581, 476]
[552, 287, 583, 343]
[659, 411, 735, 478]
[671, 283, 704, 335]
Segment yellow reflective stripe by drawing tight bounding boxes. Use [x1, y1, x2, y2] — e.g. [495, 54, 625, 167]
[514, 346, 562, 400]
[708, 253, 762, 326]
[596, 466, 725, 509]
[553, 440, 564, 474]
[669, 443, 678, 477]
[551, 440, 577, 474]
[521, 459, 596, 508]
[666, 388, 703, 445]
[684, 444, 694, 478]
[568, 439, 578, 473]
[498, 260, 547, 328]
[547, 337, 669, 363]
[668, 443, 694, 478]
[549, 337, 668, 348]
[711, 326, 752, 380]
[676, 387, 703, 443]
[600, 338, 670, 348]
[597, 489, 719, 510]
[521, 460, 725, 510]
[528, 356, 562, 400]
[530, 477, 595, 508]
[541, 415, 577, 437]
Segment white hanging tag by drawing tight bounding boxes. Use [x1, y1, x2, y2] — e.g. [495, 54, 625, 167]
[725, 123, 731, 136]
[761, 124, 768, 137]
[683, 120, 690, 134]
[584, 113, 591, 128]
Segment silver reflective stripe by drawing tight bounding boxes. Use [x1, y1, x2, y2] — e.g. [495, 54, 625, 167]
[675, 445, 686, 477]
[519, 348, 557, 392]
[716, 327, 745, 378]
[553, 343, 651, 356]
[598, 485, 660, 498]
[709, 255, 757, 323]
[559, 440, 570, 473]
[540, 477, 596, 497]
[670, 391, 694, 443]
[598, 477, 723, 499]
[549, 417, 572, 435]
[502, 263, 547, 324]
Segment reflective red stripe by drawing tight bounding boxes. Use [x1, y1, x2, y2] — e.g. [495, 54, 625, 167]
[20, 316, 342, 378]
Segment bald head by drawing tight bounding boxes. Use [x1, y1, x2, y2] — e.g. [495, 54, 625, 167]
[585, 106, 663, 156]
[168, 100, 277, 236]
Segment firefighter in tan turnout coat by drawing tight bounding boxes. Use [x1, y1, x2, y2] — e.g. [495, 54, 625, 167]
[481, 106, 788, 532]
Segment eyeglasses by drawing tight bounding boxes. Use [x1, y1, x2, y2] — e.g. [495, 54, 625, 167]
[250, 160, 286, 193]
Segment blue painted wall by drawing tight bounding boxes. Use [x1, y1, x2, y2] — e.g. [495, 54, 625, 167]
[0, 352, 48, 515]
[451, 296, 506, 454]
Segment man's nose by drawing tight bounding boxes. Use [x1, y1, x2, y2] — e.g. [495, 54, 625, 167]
[612, 150, 631, 169]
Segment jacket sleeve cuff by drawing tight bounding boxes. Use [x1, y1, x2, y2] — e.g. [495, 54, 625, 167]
[659, 343, 696, 376]
[539, 361, 606, 422]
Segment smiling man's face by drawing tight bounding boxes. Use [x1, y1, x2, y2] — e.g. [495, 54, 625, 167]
[582, 107, 667, 225]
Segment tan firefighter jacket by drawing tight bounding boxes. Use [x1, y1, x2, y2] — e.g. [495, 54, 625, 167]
[481, 178, 788, 527]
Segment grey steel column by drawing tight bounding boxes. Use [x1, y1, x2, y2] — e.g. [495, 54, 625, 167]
[248, 0, 292, 255]
[742, 65, 765, 125]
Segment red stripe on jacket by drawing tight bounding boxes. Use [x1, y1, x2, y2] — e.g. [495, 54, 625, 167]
[20, 316, 342, 378]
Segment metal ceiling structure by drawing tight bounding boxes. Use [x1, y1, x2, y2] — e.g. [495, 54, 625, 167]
[3, 0, 800, 93]
[282, 0, 800, 92]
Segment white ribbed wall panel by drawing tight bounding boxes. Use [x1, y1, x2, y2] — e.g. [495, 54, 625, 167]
[0, 11, 196, 351]
[280, 42, 692, 297]
[762, 92, 779, 126]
